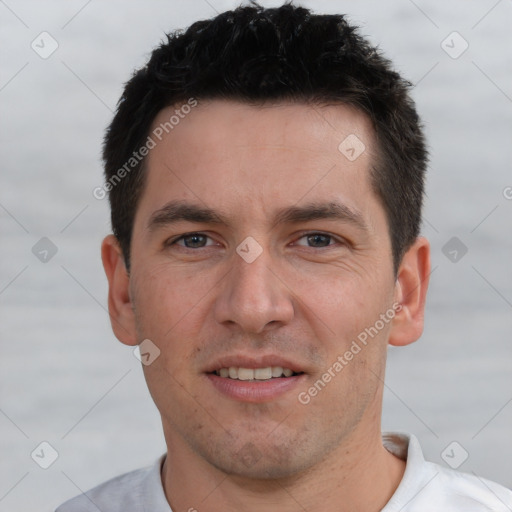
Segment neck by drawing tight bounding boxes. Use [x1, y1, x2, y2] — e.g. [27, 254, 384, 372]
[161, 423, 406, 512]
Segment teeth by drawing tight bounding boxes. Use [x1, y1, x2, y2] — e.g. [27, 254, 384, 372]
[215, 366, 296, 380]
[272, 366, 284, 377]
[254, 367, 272, 380]
[238, 368, 254, 380]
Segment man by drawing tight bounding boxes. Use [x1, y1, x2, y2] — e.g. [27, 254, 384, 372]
[57, 3, 512, 511]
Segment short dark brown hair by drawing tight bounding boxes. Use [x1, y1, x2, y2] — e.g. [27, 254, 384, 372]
[102, 2, 427, 273]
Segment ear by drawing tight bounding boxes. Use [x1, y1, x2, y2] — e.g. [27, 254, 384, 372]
[388, 236, 430, 347]
[101, 234, 138, 346]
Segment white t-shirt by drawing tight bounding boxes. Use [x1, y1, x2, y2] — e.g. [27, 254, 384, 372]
[56, 432, 512, 511]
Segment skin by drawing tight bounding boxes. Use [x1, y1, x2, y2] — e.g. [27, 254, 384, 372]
[102, 100, 430, 512]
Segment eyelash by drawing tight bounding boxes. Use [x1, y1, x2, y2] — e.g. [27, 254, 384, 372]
[166, 231, 345, 250]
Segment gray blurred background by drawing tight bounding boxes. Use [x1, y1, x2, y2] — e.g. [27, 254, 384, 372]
[1, 1, 511, 510]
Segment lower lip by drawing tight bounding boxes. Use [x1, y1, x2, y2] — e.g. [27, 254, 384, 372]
[206, 373, 305, 402]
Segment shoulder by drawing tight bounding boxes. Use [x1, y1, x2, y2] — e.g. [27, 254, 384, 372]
[427, 462, 512, 511]
[383, 433, 512, 512]
[55, 457, 167, 512]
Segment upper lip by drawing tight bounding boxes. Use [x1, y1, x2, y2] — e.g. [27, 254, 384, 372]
[203, 354, 306, 374]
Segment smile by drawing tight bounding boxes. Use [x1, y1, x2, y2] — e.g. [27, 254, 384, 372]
[213, 366, 300, 380]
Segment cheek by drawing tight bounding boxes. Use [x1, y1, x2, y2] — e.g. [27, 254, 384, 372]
[290, 265, 387, 335]
[130, 265, 207, 356]
[290, 265, 394, 389]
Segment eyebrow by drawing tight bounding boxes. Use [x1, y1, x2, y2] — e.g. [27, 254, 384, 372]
[148, 201, 226, 231]
[147, 200, 368, 232]
[272, 202, 368, 231]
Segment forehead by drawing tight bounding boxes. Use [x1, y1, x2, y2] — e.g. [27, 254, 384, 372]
[136, 100, 380, 227]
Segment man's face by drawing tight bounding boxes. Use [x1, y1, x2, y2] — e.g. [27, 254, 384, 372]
[126, 101, 401, 477]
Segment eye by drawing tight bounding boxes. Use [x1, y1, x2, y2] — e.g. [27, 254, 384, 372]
[171, 233, 216, 249]
[294, 232, 340, 248]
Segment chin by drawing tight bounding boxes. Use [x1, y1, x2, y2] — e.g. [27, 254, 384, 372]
[211, 451, 309, 481]
[199, 432, 325, 482]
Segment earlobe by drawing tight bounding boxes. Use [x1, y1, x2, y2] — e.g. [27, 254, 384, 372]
[388, 237, 431, 347]
[101, 235, 138, 346]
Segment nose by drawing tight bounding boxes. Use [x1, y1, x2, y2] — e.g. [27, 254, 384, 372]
[213, 247, 295, 334]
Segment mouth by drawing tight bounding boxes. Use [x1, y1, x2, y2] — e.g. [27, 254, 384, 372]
[204, 357, 307, 402]
[211, 366, 303, 381]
